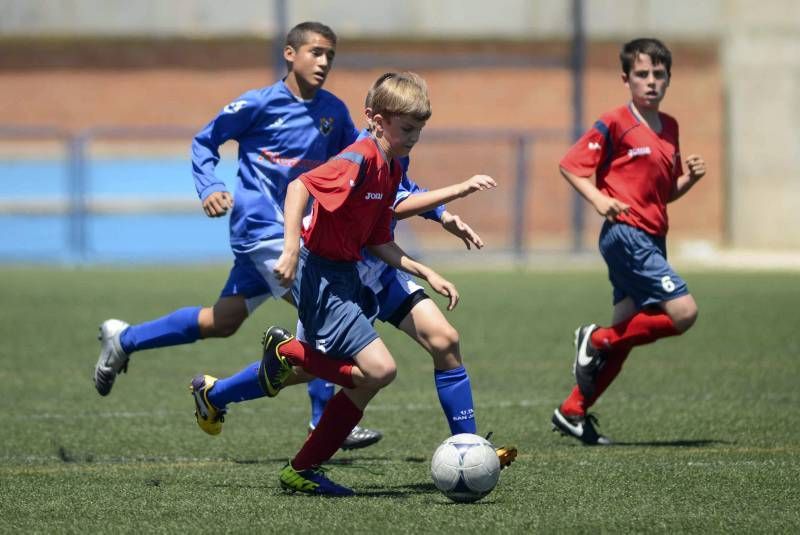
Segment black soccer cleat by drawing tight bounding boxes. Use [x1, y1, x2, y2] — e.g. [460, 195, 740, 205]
[341, 425, 383, 450]
[551, 407, 612, 446]
[572, 324, 607, 400]
[258, 326, 295, 397]
[308, 423, 383, 450]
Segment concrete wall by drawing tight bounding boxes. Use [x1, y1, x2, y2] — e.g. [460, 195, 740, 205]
[722, 0, 800, 248]
[1, 0, 798, 248]
[0, 0, 725, 39]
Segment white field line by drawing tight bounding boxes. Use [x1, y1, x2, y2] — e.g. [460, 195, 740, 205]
[16, 397, 559, 421]
[17, 391, 798, 422]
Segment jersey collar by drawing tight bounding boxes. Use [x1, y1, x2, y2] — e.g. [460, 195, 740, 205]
[279, 78, 318, 104]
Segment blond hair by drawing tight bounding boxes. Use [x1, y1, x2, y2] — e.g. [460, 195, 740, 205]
[368, 72, 431, 122]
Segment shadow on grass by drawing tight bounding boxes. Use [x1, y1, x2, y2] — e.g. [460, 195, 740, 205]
[209, 481, 439, 498]
[232, 455, 426, 465]
[344, 481, 437, 498]
[612, 439, 732, 447]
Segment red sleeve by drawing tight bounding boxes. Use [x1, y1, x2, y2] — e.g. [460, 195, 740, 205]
[560, 119, 612, 177]
[365, 206, 393, 246]
[299, 158, 360, 213]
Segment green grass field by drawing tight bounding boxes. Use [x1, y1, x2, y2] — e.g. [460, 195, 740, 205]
[2, 266, 799, 533]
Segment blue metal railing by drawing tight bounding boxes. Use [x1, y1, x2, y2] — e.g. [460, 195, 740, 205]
[0, 125, 568, 263]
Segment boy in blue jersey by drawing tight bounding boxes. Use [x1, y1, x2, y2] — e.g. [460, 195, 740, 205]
[92, 21, 379, 448]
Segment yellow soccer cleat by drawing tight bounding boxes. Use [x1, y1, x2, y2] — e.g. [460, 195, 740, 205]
[190, 374, 226, 435]
[495, 445, 518, 469]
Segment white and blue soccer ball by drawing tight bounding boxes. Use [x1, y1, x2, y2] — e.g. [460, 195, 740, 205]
[430, 433, 501, 503]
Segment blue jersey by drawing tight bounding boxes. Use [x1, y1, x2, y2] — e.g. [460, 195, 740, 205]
[192, 80, 358, 250]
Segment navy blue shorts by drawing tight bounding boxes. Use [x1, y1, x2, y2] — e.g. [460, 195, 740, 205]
[599, 221, 689, 308]
[291, 248, 380, 359]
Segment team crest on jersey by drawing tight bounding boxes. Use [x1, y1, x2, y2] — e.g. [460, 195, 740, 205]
[223, 100, 248, 114]
[319, 117, 334, 136]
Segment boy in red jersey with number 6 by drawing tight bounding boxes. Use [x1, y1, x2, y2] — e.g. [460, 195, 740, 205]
[552, 38, 707, 445]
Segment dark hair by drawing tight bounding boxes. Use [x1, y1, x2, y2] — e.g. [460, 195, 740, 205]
[620, 38, 672, 76]
[285, 21, 337, 50]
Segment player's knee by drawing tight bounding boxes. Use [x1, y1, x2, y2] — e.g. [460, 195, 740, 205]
[428, 325, 461, 360]
[216, 322, 241, 338]
[674, 305, 698, 333]
[364, 362, 397, 389]
[204, 315, 245, 338]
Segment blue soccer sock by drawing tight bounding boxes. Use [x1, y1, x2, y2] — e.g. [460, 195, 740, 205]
[307, 378, 335, 428]
[207, 361, 264, 408]
[434, 365, 477, 435]
[119, 306, 202, 355]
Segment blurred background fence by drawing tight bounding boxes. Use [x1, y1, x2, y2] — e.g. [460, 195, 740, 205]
[0, 0, 797, 264]
[0, 126, 568, 262]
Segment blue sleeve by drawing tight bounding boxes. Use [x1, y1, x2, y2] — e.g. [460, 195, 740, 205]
[191, 90, 262, 201]
[329, 106, 360, 157]
[394, 157, 445, 222]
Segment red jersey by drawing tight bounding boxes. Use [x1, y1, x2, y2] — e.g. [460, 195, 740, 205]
[560, 104, 683, 236]
[299, 137, 402, 261]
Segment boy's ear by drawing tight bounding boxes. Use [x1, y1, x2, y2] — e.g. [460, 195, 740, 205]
[363, 108, 373, 130]
[621, 72, 629, 87]
[283, 45, 296, 64]
[372, 113, 384, 128]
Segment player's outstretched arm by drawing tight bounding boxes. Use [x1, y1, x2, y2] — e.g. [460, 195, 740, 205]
[367, 241, 459, 311]
[670, 154, 706, 202]
[393, 175, 496, 221]
[202, 191, 234, 217]
[560, 166, 630, 222]
[273, 179, 309, 288]
[439, 211, 484, 250]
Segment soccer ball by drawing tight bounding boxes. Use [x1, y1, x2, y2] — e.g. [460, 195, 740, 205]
[430, 433, 501, 503]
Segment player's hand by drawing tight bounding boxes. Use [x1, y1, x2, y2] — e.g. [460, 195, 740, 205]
[593, 195, 630, 222]
[459, 175, 497, 198]
[441, 212, 484, 250]
[686, 154, 706, 182]
[427, 273, 459, 311]
[202, 191, 234, 217]
[273, 251, 299, 288]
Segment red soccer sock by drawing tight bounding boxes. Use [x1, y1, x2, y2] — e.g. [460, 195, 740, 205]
[590, 309, 679, 353]
[292, 390, 363, 471]
[280, 338, 355, 389]
[560, 386, 586, 417]
[585, 347, 632, 410]
[560, 346, 633, 417]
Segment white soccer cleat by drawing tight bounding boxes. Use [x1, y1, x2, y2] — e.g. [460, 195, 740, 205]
[93, 319, 130, 396]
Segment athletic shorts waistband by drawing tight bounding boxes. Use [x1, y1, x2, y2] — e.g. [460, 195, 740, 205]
[300, 247, 357, 272]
